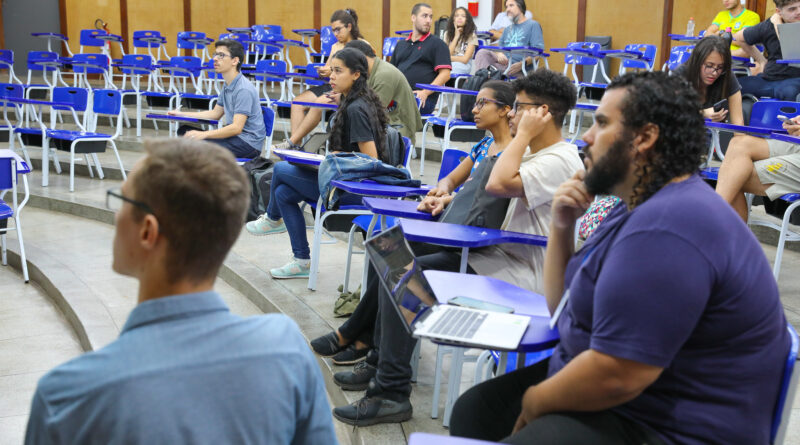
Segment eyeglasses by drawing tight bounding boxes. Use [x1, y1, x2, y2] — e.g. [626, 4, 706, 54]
[512, 101, 543, 113]
[212, 52, 232, 60]
[474, 97, 506, 110]
[702, 62, 725, 75]
[332, 26, 345, 34]
[106, 188, 154, 215]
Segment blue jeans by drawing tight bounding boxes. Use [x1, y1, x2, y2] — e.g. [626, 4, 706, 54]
[738, 74, 800, 101]
[266, 161, 360, 260]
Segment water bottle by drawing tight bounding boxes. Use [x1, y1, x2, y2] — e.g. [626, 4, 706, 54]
[720, 27, 733, 46]
[686, 17, 695, 37]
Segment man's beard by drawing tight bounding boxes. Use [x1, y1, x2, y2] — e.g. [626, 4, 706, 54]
[583, 136, 633, 196]
[510, 13, 521, 24]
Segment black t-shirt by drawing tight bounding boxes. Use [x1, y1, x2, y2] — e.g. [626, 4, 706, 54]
[743, 19, 800, 81]
[391, 33, 452, 91]
[673, 64, 742, 108]
[338, 96, 380, 154]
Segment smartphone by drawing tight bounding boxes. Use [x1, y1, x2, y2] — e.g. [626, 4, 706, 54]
[448, 296, 515, 314]
[713, 99, 728, 112]
[777, 115, 793, 124]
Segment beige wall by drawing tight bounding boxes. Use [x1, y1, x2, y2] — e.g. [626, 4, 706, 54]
[585, 0, 664, 74]
[529, 0, 579, 73]
[322, 0, 384, 51]
[255, 0, 314, 66]
[126, 0, 184, 58]
[64, 0, 122, 57]
[193, 0, 249, 44]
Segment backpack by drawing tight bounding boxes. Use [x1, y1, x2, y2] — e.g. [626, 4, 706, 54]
[460, 66, 507, 122]
[384, 125, 406, 167]
[440, 155, 510, 229]
[242, 157, 275, 222]
[435, 16, 449, 40]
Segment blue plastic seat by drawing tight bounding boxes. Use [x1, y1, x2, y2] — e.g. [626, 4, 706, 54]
[0, 154, 31, 282]
[0, 50, 21, 85]
[620, 43, 657, 73]
[750, 101, 800, 131]
[79, 29, 106, 50]
[382, 37, 403, 61]
[311, 26, 336, 62]
[664, 45, 694, 71]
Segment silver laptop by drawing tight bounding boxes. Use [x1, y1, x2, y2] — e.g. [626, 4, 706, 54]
[365, 225, 530, 351]
[778, 23, 800, 60]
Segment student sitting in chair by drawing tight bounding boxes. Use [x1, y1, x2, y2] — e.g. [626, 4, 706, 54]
[444, 7, 479, 75]
[168, 39, 266, 159]
[705, 0, 760, 58]
[245, 48, 391, 279]
[717, 114, 800, 221]
[310, 80, 516, 366]
[274, 9, 372, 150]
[324, 70, 584, 427]
[450, 71, 790, 445]
[474, 0, 543, 76]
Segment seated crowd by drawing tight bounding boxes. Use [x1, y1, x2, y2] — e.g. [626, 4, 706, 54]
[18, 0, 800, 444]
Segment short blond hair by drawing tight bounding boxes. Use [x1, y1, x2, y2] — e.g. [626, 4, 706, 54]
[131, 138, 249, 283]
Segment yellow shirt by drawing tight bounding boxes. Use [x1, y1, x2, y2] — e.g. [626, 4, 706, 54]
[712, 9, 761, 50]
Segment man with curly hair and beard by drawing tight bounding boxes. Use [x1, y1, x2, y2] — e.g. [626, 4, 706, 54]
[450, 71, 790, 445]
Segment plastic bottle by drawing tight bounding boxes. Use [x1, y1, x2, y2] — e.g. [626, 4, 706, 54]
[686, 17, 695, 37]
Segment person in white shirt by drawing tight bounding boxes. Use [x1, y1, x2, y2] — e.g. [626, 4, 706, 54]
[489, 7, 533, 41]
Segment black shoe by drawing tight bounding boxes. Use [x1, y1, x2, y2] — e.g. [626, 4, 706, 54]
[333, 361, 376, 391]
[332, 394, 412, 426]
[332, 345, 370, 365]
[310, 331, 345, 357]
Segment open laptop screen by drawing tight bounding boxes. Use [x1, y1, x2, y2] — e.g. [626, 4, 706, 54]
[364, 225, 438, 329]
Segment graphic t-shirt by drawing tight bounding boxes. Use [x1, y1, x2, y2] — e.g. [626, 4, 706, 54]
[711, 8, 760, 51]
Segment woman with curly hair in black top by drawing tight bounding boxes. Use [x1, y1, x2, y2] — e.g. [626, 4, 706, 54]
[246, 48, 390, 279]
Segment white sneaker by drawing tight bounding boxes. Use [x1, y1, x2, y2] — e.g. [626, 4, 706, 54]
[245, 214, 286, 236]
[270, 258, 311, 279]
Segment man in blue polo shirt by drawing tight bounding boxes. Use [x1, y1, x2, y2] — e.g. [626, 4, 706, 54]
[25, 139, 335, 444]
[391, 3, 452, 115]
[169, 39, 266, 159]
[450, 71, 790, 444]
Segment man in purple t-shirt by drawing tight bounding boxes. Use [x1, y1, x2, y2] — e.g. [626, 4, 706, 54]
[450, 71, 790, 444]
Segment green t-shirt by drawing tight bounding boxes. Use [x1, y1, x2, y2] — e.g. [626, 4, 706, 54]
[368, 58, 422, 140]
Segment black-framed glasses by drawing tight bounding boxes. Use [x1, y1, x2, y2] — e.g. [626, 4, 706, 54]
[332, 26, 345, 34]
[212, 52, 232, 60]
[512, 101, 543, 113]
[702, 62, 725, 75]
[474, 97, 507, 110]
[106, 188, 154, 214]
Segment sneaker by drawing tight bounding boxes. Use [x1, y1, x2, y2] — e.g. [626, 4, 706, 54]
[272, 139, 301, 151]
[245, 214, 286, 236]
[332, 344, 370, 365]
[270, 258, 311, 279]
[332, 393, 412, 426]
[333, 361, 376, 391]
[310, 331, 346, 357]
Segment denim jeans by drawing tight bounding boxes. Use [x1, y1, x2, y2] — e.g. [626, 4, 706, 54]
[738, 74, 800, 101]
[177, 125, 260, 159]
[266, 161, 360, 260]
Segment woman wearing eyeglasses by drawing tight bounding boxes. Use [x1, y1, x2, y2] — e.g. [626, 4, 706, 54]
[673, 35, 744, 125]
[276, 9, 373, 150]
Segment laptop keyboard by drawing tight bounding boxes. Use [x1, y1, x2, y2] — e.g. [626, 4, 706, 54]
[428, 308, 488, 339]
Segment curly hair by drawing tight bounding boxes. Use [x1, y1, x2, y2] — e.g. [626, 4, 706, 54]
[446, 7, 477, 51]
[607, 71, 707, 207]
[330, 9, 362, 41]
[511, 69, 577, 126]
[680, 36, 732, 107]
[328, 48, 389, 163]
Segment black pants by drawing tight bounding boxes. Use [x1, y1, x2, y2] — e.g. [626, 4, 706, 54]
[450, 359, 666, 445]
[177, 125, 260, 159]
[372, 245, 475, 399]
[338, 242, 459, 347]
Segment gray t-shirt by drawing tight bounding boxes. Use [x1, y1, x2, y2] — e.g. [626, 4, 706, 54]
[218, 73, 266, 150]
[498, 19, 544, 64]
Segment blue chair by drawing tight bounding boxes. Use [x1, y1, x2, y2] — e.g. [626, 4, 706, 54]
[0, 154, 31, 282]
[70, 53, 114, 90]
[79, 29, 106, 53]
[663, 45, 693, 71]
[751, 101, 800, 131]
[23, 51, 62, 100]
[115, 54, 158, 137]
[176, 31, 213, 62]
[0, 50, 21, 85]
[772, 323, 799, 444]
[0, 83, 30, 165]
[132, 30, 169, 61]
[418, 112, 477, 177]
[382, 37, 403, 61]
[560, 41, 610, 88]
[247, 59, 290, 102]
[248, 25, 285, 63]
[311, 26, 335, 63]
[43, 88, 127, 191]
[618, 43, 657, 74]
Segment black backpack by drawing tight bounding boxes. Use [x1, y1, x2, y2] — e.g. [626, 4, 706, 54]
[435, 16, 449, 40]
[460, 66, 507, 122]
[242, 157, 275, 222]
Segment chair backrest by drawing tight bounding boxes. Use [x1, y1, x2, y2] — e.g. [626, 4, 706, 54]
[177, 31, 207, 50]
[120, 54, 153, 75]
[71, 53, 109, 74]
[133, 30, 165, 49]
[0, 156, 18, 190]
[438, 148, 468, 183]
[169, 56, 202, 77]
[401, 136, 413, 168]
[0, 82, 24, 104]
[52, 87, 89, 112]
[621, 43, 657, 70]
[666, 45, 693, 71]
[564, 41, 601, 66]
[751, 101, 800, 131]
[26, 51, 60, 72]
[319, 26, 336, 56]
[261, 105, 275, 137]
[0, 49, 13, 66]
[219, 32, 249, 42]
[264, 25, 282, 37]
[383, 37, 402, 58]
[255, 59, 287, 74]
[771, 324, 799, 444]
[92, 89, 122, 116]
[80, 29, 107, 47]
